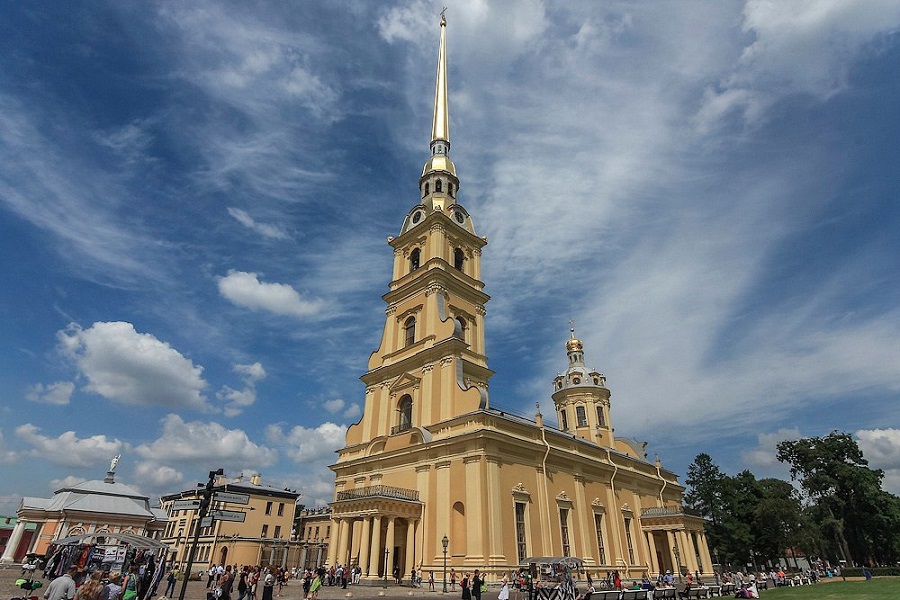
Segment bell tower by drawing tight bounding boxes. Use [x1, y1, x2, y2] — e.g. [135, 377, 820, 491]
[552, 328, 614, 447]
[344, 14, 492, 448]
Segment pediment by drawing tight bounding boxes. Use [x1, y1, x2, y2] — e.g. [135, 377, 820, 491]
[388, 372, 422, 394]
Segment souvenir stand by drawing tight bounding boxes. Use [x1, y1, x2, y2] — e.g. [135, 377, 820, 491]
[42, 533, 170, 600]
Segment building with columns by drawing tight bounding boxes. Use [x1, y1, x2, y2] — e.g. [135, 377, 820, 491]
[2, 459, 167, 563]
[326, 15, 712, 584]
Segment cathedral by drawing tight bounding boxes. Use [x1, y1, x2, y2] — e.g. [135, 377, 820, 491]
[327, 15, 712, 583]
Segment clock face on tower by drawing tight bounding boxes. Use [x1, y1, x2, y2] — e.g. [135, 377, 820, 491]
[411, 210, 423, 224]
[454, 210, 465, 224]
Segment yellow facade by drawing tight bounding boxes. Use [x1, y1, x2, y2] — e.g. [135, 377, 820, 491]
[159, 474, 299, 571]
[328, 16, 712, 584]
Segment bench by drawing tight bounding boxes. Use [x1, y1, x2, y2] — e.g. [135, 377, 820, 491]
[592, 590, 623, 600]
[653, 588, 677, 600]
[685, 588, 710, 599]
[621, 591, 649, 600]
[705, 586, 721, 597]
[719, 584, 734, 596]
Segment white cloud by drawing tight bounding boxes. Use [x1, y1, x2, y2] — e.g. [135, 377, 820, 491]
[227, 207, 288, 239]
[265, 422, 346, 464]
[134, 414, 277, 470]
[0, 431, 18, 464]
[58, 322, 211, 411]
[49, 476, 89, 491]
[741, 428, 803, 471]
[26, 381, 74, 405]
[218, 270, 323, 317]
[15, 424, 124, 468]
[322, 398, 361, 420]
[134, 461, 184, 488]
[696, 0, 900, 128]
[218, 362, 267, 417]
[856, 428, 900, 495]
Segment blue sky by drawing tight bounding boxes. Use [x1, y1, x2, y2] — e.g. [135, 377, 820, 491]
[2, 1, 900, 514]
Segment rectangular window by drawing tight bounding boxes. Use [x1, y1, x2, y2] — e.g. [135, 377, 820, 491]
[597, 405, 606, 427]
[594, 513, 606, 564]
[307, 527, 312, 538]
[274, 525, 282, 539]
[278, 503, 285, 516]
[624, 518, 635, 564]
[515, 502, 528, 564]
[261, 524, 269, 538]
[559, 508, 571, 557]
[314, 526, 320, 538]
[576, 405, 587, 427]
[560, 409, 569, 430]
[265, 501, 273, 515]
[326, 525, 331, 537]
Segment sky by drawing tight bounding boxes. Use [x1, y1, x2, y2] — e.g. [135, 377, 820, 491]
[2, 1, 900, 516]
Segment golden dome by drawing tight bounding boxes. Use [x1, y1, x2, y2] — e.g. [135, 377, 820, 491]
[566, 328, 582, 352]
[421, 154, 457, 178]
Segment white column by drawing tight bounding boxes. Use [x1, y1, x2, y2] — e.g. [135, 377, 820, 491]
[404, 519, 417, 577]
[368, 516, 383, 577]
[358, 518, 372, 575]
[0, 519, 27, 563]
[385, 517, 397, 579]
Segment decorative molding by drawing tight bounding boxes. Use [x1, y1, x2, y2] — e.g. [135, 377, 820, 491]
[473, 248, 482, 256]
[621, 503, 633, 515]
[591, 498, 605, 511]
[385, 305, 397, 316]
[439, 356, 454, 367]
[421, 363, 435, 374]
[425, 283, 446, 296]
[556, 491, 572, 503]
[430, 223, 446, 234]
[475, 304, 487, 316]
[512, 483, 531, 498]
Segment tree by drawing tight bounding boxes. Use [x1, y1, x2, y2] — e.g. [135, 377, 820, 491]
[776, 430, 899, 565]
[685, 454, 728, 558]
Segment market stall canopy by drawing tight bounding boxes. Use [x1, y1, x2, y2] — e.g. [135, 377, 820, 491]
[51, 532, 169, 550]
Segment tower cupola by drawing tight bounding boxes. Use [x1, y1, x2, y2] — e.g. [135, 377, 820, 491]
[552, 328, 613, 446]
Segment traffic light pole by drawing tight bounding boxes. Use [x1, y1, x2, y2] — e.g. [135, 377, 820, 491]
[177, 468, 223, 600]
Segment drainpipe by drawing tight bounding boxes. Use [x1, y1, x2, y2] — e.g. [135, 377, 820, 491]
[537, 404, 553, 554]
[605, 448, 626, 574]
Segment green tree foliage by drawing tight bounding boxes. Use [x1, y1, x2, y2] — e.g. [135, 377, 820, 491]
[776, 431, 900, 566]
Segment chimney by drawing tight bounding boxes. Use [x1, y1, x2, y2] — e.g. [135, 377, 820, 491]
[535, 402, 543, 428]
[250, 474, 262, 486]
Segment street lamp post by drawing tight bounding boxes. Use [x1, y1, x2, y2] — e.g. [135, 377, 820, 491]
[441, 535, 449, 594]
[383, 547, 390, 588]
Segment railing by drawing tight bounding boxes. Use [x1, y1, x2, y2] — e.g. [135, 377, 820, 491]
[390, 423, 412, 435]
[336, 485, 420, 502]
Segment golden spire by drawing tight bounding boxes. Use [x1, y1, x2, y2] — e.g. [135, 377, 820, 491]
[432, 9, 449, 146]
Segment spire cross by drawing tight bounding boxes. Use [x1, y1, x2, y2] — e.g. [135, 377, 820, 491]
[440, 7, 447, 26]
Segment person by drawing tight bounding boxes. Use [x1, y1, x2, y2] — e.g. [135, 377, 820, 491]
[472, 570, 483, 600]
[576, 582, 594, 600]
[76, 572, 105, 600]
[429, 571, 435, 591]
[461, 572, 471, 600]
[863, 567, 872, 581]
[102, 573, 123, 600]
[164, 567, 178, 598]
[45, 567, 79, 600]
[262, 570, 275, 600]
[122, 566, 140, 600]
[498, 573, 510, 600]
[218, 566, 235, 600]
[208, 566, 218, 589]
[451, 568, 457, 591]
[236, 569, 248, 600]
[308, 572, 322, 600]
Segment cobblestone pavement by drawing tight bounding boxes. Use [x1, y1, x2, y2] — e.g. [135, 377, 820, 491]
[0, 568, 465, 600]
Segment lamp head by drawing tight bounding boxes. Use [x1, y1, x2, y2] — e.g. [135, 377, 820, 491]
[441, 535, 449, 550]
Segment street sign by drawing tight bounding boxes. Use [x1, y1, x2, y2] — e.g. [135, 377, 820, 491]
[200, 517, 213, 528]
[211, 509, 247, 523]
[173, 499, 201, 511]
[214, 491, 250, 505]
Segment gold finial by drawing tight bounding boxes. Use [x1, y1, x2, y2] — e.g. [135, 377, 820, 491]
[440, 7, 447, 26]
[566, 322, 583, 352]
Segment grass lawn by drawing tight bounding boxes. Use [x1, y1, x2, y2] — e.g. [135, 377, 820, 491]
[757, 578, 900, 600]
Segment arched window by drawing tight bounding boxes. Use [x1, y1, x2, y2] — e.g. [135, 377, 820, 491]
[435, 179, 443, 192]
[453, 248, 465, 271]
[454, 316, 466, 340]
[397, 395, 412, 432]
[448, 182, 454, 197]
[404, 316, 416, 347]
[576, 405, 587, 427]
[424, 183, 429, 197]
[410, 248, 420, 271]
